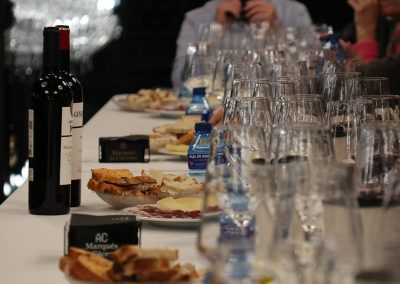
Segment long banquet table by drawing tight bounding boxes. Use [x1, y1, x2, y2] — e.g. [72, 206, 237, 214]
[0, 98, 208, 283]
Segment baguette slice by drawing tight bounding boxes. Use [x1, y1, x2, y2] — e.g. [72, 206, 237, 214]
[110, 245, 178, 263]
[68, 253, 113, 283]
[91, 168, 133, 184]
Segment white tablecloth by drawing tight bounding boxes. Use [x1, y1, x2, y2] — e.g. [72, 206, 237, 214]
[0, 99, 208, 283]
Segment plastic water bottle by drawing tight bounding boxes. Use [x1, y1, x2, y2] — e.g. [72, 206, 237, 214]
[185, 87, 212, 122]
[317, 33, 347, 77]
[188, 122, 212, 178]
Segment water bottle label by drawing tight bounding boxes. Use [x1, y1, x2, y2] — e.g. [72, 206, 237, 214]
[188, 153, 208, 170]
[215, 151, 227, 165]
[219, 214, 255, 243]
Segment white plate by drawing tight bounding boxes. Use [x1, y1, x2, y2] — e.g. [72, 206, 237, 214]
[158, 148, 188, 158]
[112, 94, 144, 112]
[121, 206, 200, 228]
[145, 108, 185, 119]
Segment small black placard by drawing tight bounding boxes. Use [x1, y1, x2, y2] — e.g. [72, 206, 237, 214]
[65, 214, 141, 257]
[99, 135, 150, 163]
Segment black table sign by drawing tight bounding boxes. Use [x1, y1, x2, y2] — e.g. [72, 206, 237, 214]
[65, 214, 141, 257]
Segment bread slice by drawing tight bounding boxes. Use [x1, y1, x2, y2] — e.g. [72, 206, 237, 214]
[110, 245, 178, 263]
[162, 174, 203, 195]
[67, 252, 113, 283]
[91, 168, 133, 184]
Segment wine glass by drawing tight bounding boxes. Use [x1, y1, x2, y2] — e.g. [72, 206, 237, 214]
[272, 94, 324, 125]
[223, 62, 264, 104]
[270, 123, 335, 242]
[197, 164, 265, 258]
[181, 41, 216, 96]
[361, 77, 390, 96]
[271, 60, 308, 81]
[321, 72, 361, 108]
[223, 125, 269, 168]
[223, 97, 272, 132]
[270, 78, 296, 104]
[326, 99, 375, 163]
[314, 162, 362, 282]
[359, 95, 400, 121]
[292, 76, 319, 94]
[353, 121, 400, 282]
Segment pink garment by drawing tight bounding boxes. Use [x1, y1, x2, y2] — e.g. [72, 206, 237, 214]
[352, 40, 379, 63]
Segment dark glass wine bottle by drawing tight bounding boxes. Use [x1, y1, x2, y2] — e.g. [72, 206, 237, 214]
[57, 25, 83, 207]
[28, 27, 72, 215]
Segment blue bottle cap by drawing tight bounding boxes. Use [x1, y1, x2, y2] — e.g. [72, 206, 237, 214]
[195, 122, 212, 132]
[193, 87, 206, 96]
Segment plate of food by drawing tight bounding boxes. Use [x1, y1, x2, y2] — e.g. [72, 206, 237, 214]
[113, 89, 179, 112]
[121, 196, 219, 228]
[158, 144, 188, 158]
[144, 101, 188, 119]
[60, 246, 202, 283]
[145, 109, 186, 119]
[87, 168, 203, 209]
[149, 133, 179, 154]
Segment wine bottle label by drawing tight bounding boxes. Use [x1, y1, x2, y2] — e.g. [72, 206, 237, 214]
[29, 168, 33, 182]
[72, 102, 83, 180]
[60, 106, 73, 186]
[28, 109, 34, 158]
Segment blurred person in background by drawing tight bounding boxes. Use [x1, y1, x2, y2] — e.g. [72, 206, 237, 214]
[171, 0, 313, 88]
[347, 0, 400, 62]
[346, 0, 400, 94]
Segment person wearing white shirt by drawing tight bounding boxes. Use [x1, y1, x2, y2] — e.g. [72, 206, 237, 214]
[171, 0, 313, 88]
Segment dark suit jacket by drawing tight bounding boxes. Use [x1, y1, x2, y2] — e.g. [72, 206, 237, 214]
[358, 54, 400, 95]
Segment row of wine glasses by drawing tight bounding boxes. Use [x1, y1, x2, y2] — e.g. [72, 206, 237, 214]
[198, 120, 400, 283]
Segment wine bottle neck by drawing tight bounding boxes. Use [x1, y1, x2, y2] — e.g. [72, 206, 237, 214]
[58, 26, 71, 72]
[43, 27, 60, 74]
[60, 50, 70, 72]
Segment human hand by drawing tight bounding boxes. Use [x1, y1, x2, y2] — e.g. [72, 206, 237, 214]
[348, 0, 379, 42]
[244, 0, 277, 23]
[214, 0, 242, 24]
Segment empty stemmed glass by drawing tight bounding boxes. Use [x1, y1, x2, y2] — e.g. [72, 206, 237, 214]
[321, 72, 361, 108]
[271, 60, 308, 80]
[197, 166, 267, 273]
[270, 123, 335, 242]
[326, 99, 375, 163]
[292, 76, 319, 94]
[353, 121, 400, 282]
[272, 94, 324, 125]
[270, 78, 296, 104]
[313, 162, 362, 282]
[361, 77, 390, 96]
[223, 97, 272, 132]
[181, 41, 216, 96]
[359, 95, 400, 121]
[223, 62, 265, 104]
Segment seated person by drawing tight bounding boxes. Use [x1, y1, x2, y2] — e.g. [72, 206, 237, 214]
[348, 0, 400, 62]
[358, 53, 400, 95]
[171, 0, 313, 89]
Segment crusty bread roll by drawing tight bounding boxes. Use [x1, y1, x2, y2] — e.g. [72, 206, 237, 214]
[87, 169, 160, 196]
[91, 168, 133, 184]
[67, 253, 113, 283]
[60, 246, 198, 283]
